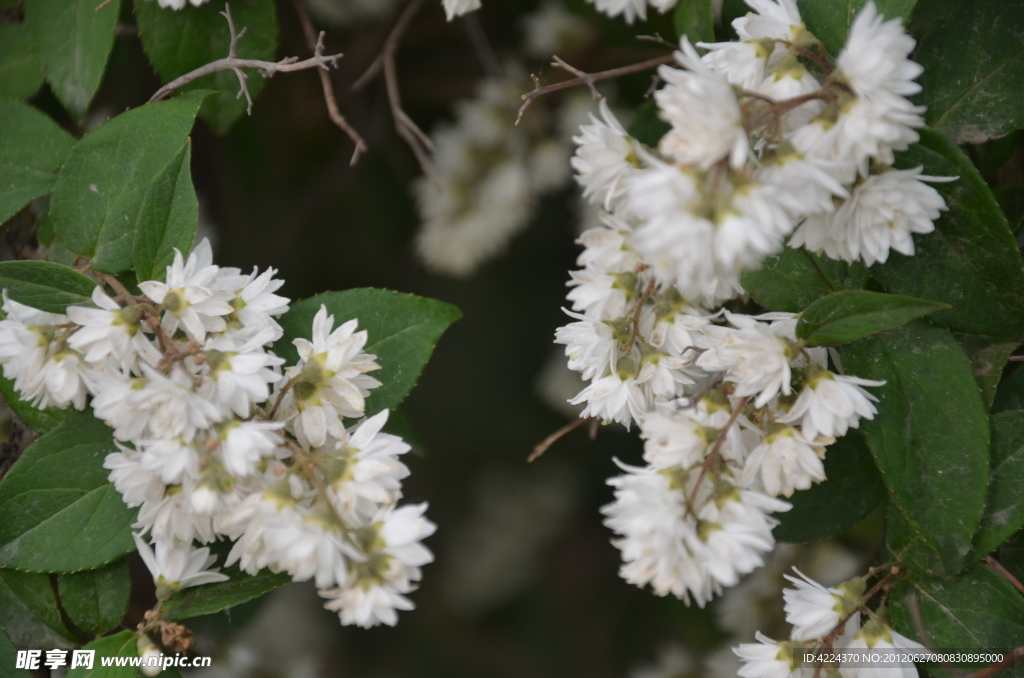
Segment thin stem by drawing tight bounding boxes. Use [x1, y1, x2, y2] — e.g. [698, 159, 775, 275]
[96, 271, 137, 306]
[686, 395, 749, 516]
[528, 417, 593, 463]
[290, 0, 368, 165]
[516, 53, 675, 125]
[622, 278, 656, 350]
[267, 376, 298, 420]
[986, 555, 1024, 596]
[461, 11, 503, 78]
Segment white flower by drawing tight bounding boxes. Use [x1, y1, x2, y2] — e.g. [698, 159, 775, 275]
[576, 215, 640, 273]
[324, 410, 411, 515]
[554, 310, 620, 382]
[66, 287, 154, 374]
[138, 437, 200, 485]
[219, 420, 283, 477]
[216, 266, 290, 339]
[601, 464, 717, 606]
[697, 488, 790, 588]
[841, 618, 924, 678]
[777, 369, 884, 440]
[134, 365, 222, 441]
[133, 533, 228, 600]
[571, 366, 648, 429]
[734, 632, 797, 678]
[203, 337, 283, 418]
[755, 150, 852, 220]
[732, 0, 804, 42]
[442, 0, 481, 21]
[137, 482, 215, 544]
[21, 348, 91, 410]
[0, 292, 66, 393]
[105, 445, 165, 507]
[138, 240, 233, 344]
[639, 407, 711, 470]
[572, 100, 640, 212]
[522, 1, 596, 58]
[656, 39, 749, 169]
[741, 425, 826, 497]
[586, 0, 648, 24]
[800, 168, 949, 267]
[280, 306, 382, 448]
[566, 268, 633, 320]
[698, 313, 793, 407]
[782, 568, 847, 640]
[698, 39, 770, 90]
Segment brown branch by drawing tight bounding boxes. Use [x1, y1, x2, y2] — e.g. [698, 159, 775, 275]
[516, 53, 674, 125]
[686, 395, 749, 516]
[986, 555, 1024, 596]
[290, 0, 368, 166]
[95, 0, 114, 11]
[353, 0, 437, 185]
[528, 417, 593, 463]
[970, 647, 1024, 678]
[148, 4, 344, 113]
[621, 278, 656, 350]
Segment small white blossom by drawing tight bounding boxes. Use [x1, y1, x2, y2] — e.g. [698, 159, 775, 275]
[698, 313, 793, 407]
[741, 426, 826, 497]
[442, 0, 481, 20]
[734, 632, 798, 678]
[782, 568, 848, 640]
[133, 533, 228, 600]
[572, 100, 641, 212]
[777, 370, 884, 440]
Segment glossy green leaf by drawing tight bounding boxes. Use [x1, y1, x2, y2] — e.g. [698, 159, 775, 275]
[952, 332, 1018, 410]
[796, 290, 947, 345]
[874, 129, 1024, 339]
[57, 558, 130, 636]
[66, 630, 137, 678]
[974, 412, 1024, 556]
[131, 142, 198, 283]
[162, 568, 290, 621]
[799, 0, 917, 56]
[890, 566, 1024, 676]
[0, 373, 68, 432]
[0, 261, 97, 313]
[628, 99, 671, 148]
[0, 98, 76, 224]
[0, 627, 29, 677]
[674, 0, 714, 43]
[22, 0, 119, 119]
[841, 322, 989, 576]
[914, 0, 1024, 144]
[0, 568, 75, 649]
[48, 91, 208, 274]
[773, 433, 886, 543]
[742, 245, 869, 313]
[0, 411, 137, 572]
[134, 0, 278, 131]
[274, 289, 461, 416]
[0, 24, 45, 100]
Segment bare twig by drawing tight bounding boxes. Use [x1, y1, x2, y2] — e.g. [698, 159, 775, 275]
[970, 647, 1024, 678]
[95, 0, 114, 11]
[291, 0, 368, 165]
[353, 0, 437, 184]
[528, 417, 594, 463]
[986, 555, 1024, 596]
[148, 4, 344, 113]
[516, 53, 674, 125]
[686, 395, 749, 516]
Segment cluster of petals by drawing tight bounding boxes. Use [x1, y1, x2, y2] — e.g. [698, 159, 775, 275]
[0, 240, 433, 628]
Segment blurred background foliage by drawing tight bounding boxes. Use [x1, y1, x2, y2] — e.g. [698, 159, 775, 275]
[1, 0, 946, 674]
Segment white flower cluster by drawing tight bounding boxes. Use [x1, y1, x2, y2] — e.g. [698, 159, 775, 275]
[586, 0, 682, 25]
[0, 240, 433, 628]
[414, 70, 577, 277]
[149, 0, 209, 11]
[557, 0, 947, 605]
[735, 568, 924, 678]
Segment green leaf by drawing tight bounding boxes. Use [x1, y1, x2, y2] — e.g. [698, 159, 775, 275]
[0, 261, 97, 313]
[627, 99, 671, 148]
[951, 332, 1018, 410]
[0, 627, 30, 678]
[741, 245, 869, 313]
[0, 97, 76, 225]
[0, 373, 68, 432]
[799, 0, 917, 56]
[57, 558, 130, 636]
[48, 92, 209, 274]
[1002, 530, 1024, 583]
[0, 411, 137, 572]
[796, 290, 947, 345]
[873, 129, 1024, 339]
[773, 433, 886, 543]
[994, 367, 1024, 414]
[131, 142, 198, 283]
[974, 412, 1024, 556]
[22, 0, 119, 120]
[0, 25, 45, 100]
[273, 289, 461, 416]
[673, 0, 714, 43]
[841, 321, 990, 576]
[134, 0, 278, 132]
[890, 566, 1024, 676]
[67, 630, 137, 678]
[913, 0, 1024, 144]
[162, 568, 290, 621]
[0, 568, 75, 649]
